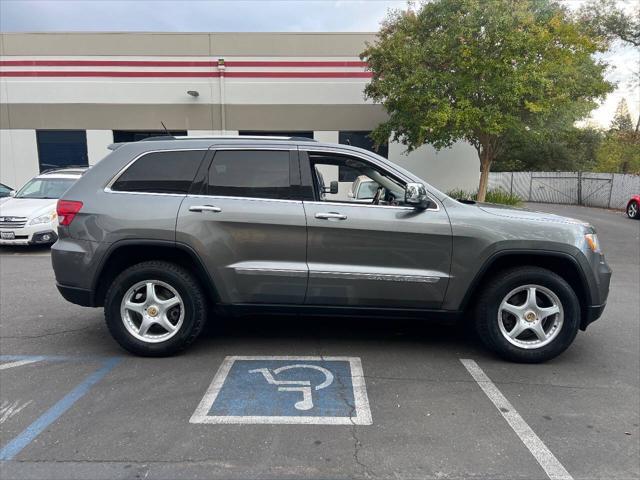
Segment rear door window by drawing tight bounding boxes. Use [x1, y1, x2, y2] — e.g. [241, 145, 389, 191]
[207, 150, 293, 199]
[111, 150, 205, 194]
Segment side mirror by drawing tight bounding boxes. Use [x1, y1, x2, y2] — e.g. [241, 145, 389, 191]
[347, 191, 354, 198]
[9, 190, 16, 197]
[405, 182, 430, 209]
[323, 181, 339, 195]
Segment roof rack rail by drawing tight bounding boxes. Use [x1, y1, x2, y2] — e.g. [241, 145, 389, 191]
[138, 135, 318, 142]
[39, 166, 89, 174]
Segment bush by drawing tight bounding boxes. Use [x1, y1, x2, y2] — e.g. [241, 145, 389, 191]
[446, 188, 522, 206]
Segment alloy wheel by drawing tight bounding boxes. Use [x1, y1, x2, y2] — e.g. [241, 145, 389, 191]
[120, 280, 185, 343]
[497, 284, 564, 349]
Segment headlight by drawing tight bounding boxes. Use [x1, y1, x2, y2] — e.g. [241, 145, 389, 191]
[28, 212, 57, 226]
[584, 233, 600, 253]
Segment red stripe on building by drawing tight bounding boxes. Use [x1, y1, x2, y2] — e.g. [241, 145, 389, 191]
[0, 71, 219, 77]
[0, 60, 367, 68]
[0, 60, 217, 67]
[0, 70, 372, 78]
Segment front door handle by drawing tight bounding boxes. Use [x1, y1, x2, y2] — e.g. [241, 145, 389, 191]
[189, 205, 222, 213]
[315, 212, 347, 220]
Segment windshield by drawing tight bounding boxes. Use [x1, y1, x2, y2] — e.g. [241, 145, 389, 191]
[15, 177, 76, 199]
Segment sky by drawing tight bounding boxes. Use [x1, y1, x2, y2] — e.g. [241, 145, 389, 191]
[0, 0, 638, 128]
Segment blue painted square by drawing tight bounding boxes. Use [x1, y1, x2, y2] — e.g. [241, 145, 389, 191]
[209, 359, 355, 417]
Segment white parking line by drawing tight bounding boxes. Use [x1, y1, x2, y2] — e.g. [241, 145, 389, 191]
[460, 359, 573, 480]
[0, 400, 32, 424]
[0, 358, 44, 370]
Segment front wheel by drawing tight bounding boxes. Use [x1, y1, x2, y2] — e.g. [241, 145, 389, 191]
[104, 261, 207, 356]
[627, 201, 639, 219]
[474, 267, 580, 363]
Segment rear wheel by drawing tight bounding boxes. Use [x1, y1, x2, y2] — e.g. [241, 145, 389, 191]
[475, 267, 580, 363]
[627, 200, 639, 219]
[105, 261, 207, 356]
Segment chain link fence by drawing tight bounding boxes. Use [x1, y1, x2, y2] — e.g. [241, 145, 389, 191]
[488, 172, 640, 209]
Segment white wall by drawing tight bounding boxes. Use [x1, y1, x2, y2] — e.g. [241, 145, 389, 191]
[388, 141, 479, 193]
[0, 129, 39, 188]
[313, 131, 339, 143]
[86, 130, 114, 165]
[187, 130, 239, 136]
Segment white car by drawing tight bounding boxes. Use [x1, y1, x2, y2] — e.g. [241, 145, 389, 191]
[0, 168, 86, 246]
[347, 175, 379, 203]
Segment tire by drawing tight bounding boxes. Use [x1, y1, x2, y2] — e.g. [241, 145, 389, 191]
[104, 260, 207, 356]
[474, 266, 580, 363]
[627, 201, 639, 219]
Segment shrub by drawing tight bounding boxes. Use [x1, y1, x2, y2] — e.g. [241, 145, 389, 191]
[446, 188, 522, 206]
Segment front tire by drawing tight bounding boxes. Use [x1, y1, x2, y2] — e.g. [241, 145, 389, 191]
[474, 267, 580, 363]
[105, 261, 207, 356]
[627, 201, 639, 219]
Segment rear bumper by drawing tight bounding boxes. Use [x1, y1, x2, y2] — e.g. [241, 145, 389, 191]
[56, 283, 95, 307]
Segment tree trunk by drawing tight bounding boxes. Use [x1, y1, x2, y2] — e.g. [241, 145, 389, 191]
[476, 153, 493, 202]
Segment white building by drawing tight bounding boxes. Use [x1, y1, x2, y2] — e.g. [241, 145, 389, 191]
[0, 32, 479, 191]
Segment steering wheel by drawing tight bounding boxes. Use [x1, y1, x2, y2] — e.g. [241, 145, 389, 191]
[372, 186, 385, 205]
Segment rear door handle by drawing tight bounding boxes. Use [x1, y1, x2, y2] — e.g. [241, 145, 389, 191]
[189, 205, 222, 213]
[315, 212, 347, 220]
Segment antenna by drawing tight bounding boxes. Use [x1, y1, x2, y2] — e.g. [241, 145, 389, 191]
[160, 121, 173, 137]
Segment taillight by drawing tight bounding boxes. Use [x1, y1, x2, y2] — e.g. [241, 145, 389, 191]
[57, 200, 83, 226]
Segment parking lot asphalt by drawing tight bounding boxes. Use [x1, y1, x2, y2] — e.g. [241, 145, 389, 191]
[0, 203, 638, 480]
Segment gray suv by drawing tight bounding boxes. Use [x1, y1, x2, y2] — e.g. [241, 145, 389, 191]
[51, 136, 611, 362]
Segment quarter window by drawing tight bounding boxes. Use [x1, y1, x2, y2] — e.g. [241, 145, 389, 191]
[207, 150, 292, 199]
[111, 151, 205, 194]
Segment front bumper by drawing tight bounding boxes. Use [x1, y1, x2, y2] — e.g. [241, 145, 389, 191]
[581, 254, 612, 330]
[0, 223, 58, 245]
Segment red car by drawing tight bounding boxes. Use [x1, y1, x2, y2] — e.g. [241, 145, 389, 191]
[627, 195, 640, 219]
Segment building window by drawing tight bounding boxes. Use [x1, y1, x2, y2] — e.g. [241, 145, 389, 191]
[111, 150, 205, 194]
[339, 131, 388, 159]
[112, 130, 187, 143]
[36, 130, 88, 172]
[239, 131, 314, 139]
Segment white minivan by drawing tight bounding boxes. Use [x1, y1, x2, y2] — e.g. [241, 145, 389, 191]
[0, 168, 86, 245]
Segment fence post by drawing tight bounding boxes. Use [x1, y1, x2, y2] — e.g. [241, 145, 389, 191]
[607, 173, 614, 209]
[577, 171, 582, 206]
[510, 172, 514, 195]
[528, 173, 533, 202]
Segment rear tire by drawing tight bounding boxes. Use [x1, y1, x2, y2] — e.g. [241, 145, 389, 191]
[104, 261, 207, 356]
[627, 200, 639, 219]
[474, 267, 580, 363]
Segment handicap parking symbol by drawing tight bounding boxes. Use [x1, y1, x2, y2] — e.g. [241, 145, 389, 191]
[190, 356, 372, 425]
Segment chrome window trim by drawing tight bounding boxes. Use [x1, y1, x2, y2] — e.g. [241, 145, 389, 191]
[304, 200, 415, 211]
[300, 146, 440, 212]
[309, 271, 441, 283]
[103, 148, 208, 194]
[187, 194, 303, 204]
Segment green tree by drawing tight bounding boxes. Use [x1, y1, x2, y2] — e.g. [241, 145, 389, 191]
[577, 0, 640, 48]
[610, 98, 634, 131]
[595, 130, 640, 173]
[492, 127, 603, 172]
[361, 0, 614, 201]
[577, 0, 640, 131]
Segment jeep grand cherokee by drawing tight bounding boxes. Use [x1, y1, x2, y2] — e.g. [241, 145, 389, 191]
[51, 136, 611, 362]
